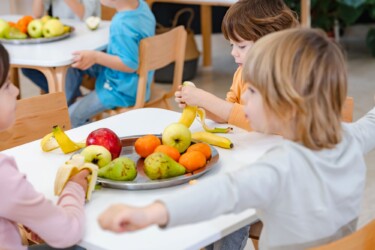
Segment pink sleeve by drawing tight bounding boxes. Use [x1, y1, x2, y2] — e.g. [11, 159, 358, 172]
[0, 155, 85, 248]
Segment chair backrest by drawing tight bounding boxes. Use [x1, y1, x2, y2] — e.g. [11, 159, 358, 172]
[0, 92, 70, 151]
[131, 25, 187, 110]
[309, 219, 375, 250]
[342, 96, 354, 123]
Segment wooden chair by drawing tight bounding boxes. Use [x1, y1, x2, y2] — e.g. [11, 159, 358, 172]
[0, 92, 70, 151]
[309, 219, 375, 250]
[249, 96, 354, 250]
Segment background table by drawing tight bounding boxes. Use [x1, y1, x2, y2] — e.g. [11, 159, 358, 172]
[3, 108, 282, 250]
[146, 0, 310, 68]
[1, 15, 110, 93]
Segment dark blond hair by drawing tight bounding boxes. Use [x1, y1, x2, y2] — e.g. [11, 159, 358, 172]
[222, 0, 299, 42]
[244, 28, 347, 150]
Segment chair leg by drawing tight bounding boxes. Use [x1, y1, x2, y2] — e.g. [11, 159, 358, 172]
[248, 220, 263, 250]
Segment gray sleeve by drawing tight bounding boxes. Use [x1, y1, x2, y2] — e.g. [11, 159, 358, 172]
[158, 153, 285, 228]
[81, 0, 101, 20]
[347, 107, 375, 154]
[43, 0, 51, 14]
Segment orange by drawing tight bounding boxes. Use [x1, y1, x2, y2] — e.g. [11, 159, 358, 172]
[8, 21, 17, 28]
[134, 135, 161, 158]
[186, 143, 211, 160]
[17, 16, 33, 34]
[179, 151, 206, 172]
[154, 145, 180, 161]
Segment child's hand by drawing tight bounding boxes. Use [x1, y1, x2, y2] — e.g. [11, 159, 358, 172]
[98, 202, 168, 233]
[174, 85, 187, 108]
[69, 169, 90, 194]
[178, 85, 205, 107]
[72, 50, 98, 70]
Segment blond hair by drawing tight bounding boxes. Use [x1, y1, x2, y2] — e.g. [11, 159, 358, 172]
[222, 0, 299, 42]
[243, 28, 347, 150]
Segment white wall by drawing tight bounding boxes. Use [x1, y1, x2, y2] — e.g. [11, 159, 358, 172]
[0, 0, 33, 15]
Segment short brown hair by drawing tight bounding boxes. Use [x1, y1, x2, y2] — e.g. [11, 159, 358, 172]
[243, 28, 347, 150]
[222, 0, 299, 42]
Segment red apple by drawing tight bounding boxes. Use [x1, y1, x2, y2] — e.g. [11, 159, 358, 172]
[86, 128, 122, 159]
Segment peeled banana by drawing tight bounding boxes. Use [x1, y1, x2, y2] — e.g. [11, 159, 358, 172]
[192, 131, 233, 149]
[178, 81, 232, 133]
[51, 125, 85, 154]
[54, 154, 98, 201]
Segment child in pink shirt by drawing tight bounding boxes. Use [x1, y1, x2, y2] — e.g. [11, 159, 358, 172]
[0, 43, 89, 249]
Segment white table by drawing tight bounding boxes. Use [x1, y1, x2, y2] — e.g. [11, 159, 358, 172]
[1, 15, 110, 93]
[3, 108, 282, 250]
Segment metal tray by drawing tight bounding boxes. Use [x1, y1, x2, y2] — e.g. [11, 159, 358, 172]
[0, 26, 75, 45]
[97, 134, 219, 190]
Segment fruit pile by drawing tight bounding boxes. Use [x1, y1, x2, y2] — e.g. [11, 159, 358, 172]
[134, 123, 212, 180]
[0, 15, 69, 40]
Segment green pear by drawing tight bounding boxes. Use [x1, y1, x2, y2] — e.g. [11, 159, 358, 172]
[98, 157, 137, 181]
[4, 27, 27, 39]
[144, 152, 186, 180]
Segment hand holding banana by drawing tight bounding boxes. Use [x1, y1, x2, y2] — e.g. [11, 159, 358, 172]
[178, 81, 233, 149]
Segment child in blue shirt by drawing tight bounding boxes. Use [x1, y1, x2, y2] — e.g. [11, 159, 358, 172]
[69, 0, 155, 127]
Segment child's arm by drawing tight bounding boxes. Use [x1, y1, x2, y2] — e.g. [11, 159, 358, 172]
[64, 0, 85, 20]
[32, 0, 45, 18]
[175, 85, 233, 123]
[98, 202, 168, 233]
[72, 50, 135, 73]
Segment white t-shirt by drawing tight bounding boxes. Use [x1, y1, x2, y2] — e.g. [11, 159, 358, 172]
[160, 107, 375, 250]
[43, 0, 101, 20]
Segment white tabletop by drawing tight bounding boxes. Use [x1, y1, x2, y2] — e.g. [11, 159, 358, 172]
[3, 108, 282, 250]
[1, 15, 110, 67]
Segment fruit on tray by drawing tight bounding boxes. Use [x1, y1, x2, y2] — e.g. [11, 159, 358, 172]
[178, 81, 232, 133]
[192, 131, 233, 149]
[154, 145, 181, 161]
[85, 16, 101, 30]
[0, 19, 10, 38]
[54, 154, 98, 200]
[4, 27, 27, 39]
[179, 151, 206, 172]
[80, 145, 112, 168]
[27, 19, 44, 38]
[98, 157, 137, 181]
[43, 19, 64, 38]
[134, 134, 161, 158]
[186, 142, 212, 160]
[162, 123, 191, 153]
[144, 152, 186, 180]
[86, 128, 122, 160]
[16, 15, 33, 34]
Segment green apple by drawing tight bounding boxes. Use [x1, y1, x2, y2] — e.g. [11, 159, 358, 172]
[80, 145, 112, 168]
[162, 123, 192, 153]
[42, 19, 64, 38]
[0, 18, 10, 38]
[27, 19, 43, 38]
[85, 16, 101, 31]
[4, 27, 27, 39]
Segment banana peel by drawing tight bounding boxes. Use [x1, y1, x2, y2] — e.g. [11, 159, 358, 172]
[54, 154, 98, 201]
[41, 125, 85, 154]
[178, 81, 232, 133]
[192, 131, 233, 149]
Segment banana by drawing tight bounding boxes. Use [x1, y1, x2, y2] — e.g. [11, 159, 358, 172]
[178, 81, 232, 133]
[52, 125, 85, 154]
[54, 154, 98, 201]
[40, 132, 59, 152]
[192, 131, 233, 149]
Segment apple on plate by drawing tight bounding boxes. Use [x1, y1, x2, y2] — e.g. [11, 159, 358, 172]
[42, 19, 64, 38]
[86, 128, 122, 160]
[80, 145, 112, 168]
[0, 18, 10, 38]
[27, 19, 43, 38]
[162, 123, 191, 153]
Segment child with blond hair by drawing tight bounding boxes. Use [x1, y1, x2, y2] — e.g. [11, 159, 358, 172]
[175, 0, 298, 131]
[98, 28, 375, 249]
